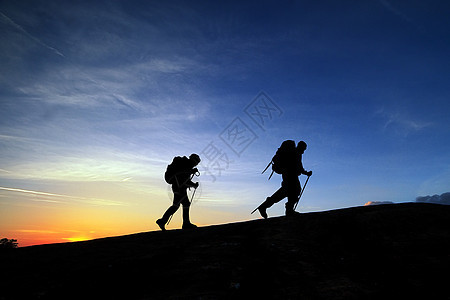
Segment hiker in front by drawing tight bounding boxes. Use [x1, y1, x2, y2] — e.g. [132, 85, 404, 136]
[156, 153, 201, 231]
[257, 140, 312, 218]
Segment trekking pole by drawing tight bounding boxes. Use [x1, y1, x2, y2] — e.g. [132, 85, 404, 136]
[167, 207, 176, 225]
[250, 205, 260, 215]
[190, 185, 198, 205]
[294, 175, 310, 211]
[190, 170, 200, 205]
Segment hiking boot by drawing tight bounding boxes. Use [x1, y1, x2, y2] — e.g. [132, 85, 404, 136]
[156, 219, 166, 231]
[182, 222, 197, 229]
[285, 201, 300, 217]
[285, 209, 300, 217]
[258, 197, 275, 219]
[258, 206, 268, 219]
[157, 205, 179, 231]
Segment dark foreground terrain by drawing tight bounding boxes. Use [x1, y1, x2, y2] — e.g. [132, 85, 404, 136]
[1, 203, 449, 299]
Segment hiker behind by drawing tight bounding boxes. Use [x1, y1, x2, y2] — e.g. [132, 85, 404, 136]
[258, 140, 312, 218]
[156, 153, 201, 231]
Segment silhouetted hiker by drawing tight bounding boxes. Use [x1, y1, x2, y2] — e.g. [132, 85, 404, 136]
[256, 140, 312, 218]
[156, 153, 201, 231]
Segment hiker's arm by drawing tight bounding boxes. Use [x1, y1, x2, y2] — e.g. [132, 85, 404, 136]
[303, 170, 312, 176]
[186, 168, 199, 188]
[186, 179, 199, 188]
[298, 161, 312, 176]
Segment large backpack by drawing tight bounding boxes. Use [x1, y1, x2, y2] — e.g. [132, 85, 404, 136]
[164, 156, 189, 184]
[262, 140, 297, 179]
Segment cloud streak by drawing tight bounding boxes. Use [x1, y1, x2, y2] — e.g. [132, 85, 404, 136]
[0, 11, 64, 57]
[376, 107, 432, 136]
[0, 186, 68, 198]
[0, 186, 127, 206]
[378, 0, 413, 23]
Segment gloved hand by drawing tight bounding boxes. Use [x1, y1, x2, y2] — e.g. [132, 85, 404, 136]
[306, 171, 312, 176]
[193, 182, 199, 189]
[192, 168, 199, 174]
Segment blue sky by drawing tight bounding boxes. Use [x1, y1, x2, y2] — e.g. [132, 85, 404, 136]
[1, 0, 449, 245]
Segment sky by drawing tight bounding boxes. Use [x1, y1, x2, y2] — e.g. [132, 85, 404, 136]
[1, 0, 449, 246]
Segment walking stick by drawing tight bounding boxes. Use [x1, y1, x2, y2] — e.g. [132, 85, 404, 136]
[250, 204, 260, 215]
[294, 175, 310, 211]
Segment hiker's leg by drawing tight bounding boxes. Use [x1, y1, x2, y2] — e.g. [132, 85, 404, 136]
[180, 191, 197, 229]
[179, 188, 196, 228]
[285, 176, 301, 216]
[161, 204, 179, 222]
[270, 186, 287, 204]
[156, 185, 182, 231]
[257, 197, 273, 219]
[257, 178, 290, 219]
[156, 204, 179, 230]
[182, 205, 197, 229]
[285, 200, 298, 216]
[258, 187, 286, 219]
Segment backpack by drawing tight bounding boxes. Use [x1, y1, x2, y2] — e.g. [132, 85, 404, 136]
[262, 140, 297, 180]
[164, 156, 189, 184]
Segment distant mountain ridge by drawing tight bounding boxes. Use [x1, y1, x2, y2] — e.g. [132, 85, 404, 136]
[1, 203, 449, 299]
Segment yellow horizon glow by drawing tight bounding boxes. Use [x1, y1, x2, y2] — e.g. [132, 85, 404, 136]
[6, 206, 254, 247]
[0, 170, 262, 247]
[62, 236, 91, 242]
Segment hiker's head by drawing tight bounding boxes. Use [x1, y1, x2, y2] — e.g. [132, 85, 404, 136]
[189, 153, 201, 166]
[297, 141, 307, 153]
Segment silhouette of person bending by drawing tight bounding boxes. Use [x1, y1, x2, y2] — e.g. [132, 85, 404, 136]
[157, 153, 201, 231]
[257, 141, 312, 218]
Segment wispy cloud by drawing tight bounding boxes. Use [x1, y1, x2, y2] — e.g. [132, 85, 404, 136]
[383, 113, 431, 131]
[0, 186, 128, 206]
[0, 11, 64, 57]
[0, 186, 68, 198]
[378, 0, 425, 33]
[15, 229, 59, 234]
[376, 107, 432, 136]
[12, 55, 213, 122]
[378, 0, 412, 23]
[0, 134, 40, 143]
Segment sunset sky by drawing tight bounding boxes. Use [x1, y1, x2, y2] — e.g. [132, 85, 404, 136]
[1, 0, 449, 246]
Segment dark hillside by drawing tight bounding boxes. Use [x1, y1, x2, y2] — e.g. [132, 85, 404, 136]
[1, 203, 449, 299]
